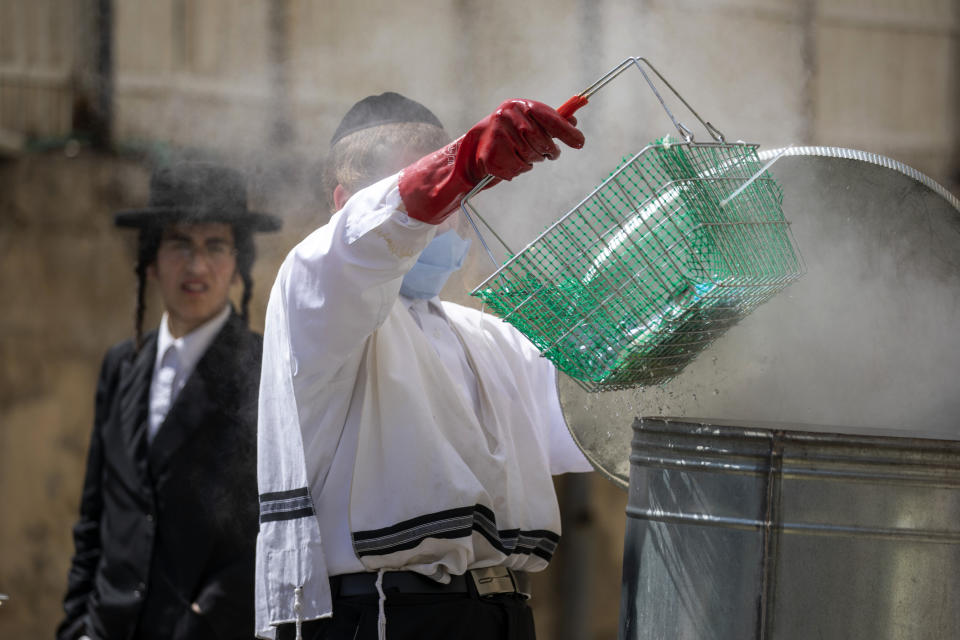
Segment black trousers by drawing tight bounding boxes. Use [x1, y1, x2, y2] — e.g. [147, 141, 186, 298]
[275, 592, 536, 640]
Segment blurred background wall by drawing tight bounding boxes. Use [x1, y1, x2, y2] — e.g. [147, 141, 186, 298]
[1, 0, 957, 638]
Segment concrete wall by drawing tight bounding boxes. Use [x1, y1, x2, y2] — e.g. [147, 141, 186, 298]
[0, 0, 87, 139]
[0, 153, 144, 634]
[4, 0, 953, 180]
[109, 0, 959, 187]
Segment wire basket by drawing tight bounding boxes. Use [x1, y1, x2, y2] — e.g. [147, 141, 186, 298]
[462, 58, 805, 392]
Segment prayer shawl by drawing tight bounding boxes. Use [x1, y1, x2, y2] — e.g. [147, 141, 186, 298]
[254, 174, 591, 639]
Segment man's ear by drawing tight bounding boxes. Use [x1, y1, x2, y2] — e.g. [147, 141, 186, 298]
[333, 184, 350, 211]
[146, 263, 157, 281]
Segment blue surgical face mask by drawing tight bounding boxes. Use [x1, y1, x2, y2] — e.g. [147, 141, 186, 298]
[400, 229, 472, 299]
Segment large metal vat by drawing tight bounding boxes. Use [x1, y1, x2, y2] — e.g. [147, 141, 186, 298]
[620, 417, 960, 640]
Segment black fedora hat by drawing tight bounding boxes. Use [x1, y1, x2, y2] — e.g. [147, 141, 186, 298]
[114, 161, 281, 232]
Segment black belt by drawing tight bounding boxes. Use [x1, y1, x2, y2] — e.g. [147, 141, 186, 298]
[331, 567, 530, 599]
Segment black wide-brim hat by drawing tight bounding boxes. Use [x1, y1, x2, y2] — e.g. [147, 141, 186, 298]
[114, 161, 281, 232]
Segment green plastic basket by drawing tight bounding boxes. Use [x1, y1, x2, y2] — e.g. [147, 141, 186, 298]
[462, 59, 805, 391]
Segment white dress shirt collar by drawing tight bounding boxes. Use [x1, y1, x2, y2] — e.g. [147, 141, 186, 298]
[155, 303, 232, 377]
[148, 304, 232, 441]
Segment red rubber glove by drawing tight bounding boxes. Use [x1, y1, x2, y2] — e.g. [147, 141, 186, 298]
[399, 99, 585, 224]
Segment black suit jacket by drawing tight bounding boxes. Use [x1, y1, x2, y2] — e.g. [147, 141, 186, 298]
[58, 312, 262, 640]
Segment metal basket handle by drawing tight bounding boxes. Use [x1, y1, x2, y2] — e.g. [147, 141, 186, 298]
[569, 57, 728, 143]
[460, 56, 730, 267]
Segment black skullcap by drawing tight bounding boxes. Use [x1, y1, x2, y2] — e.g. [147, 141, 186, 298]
[330, 92, 444, 147]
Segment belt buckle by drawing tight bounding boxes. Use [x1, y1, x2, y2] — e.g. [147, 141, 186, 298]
[469, 567, 530, 599]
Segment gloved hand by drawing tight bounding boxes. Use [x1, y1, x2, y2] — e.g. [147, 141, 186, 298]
[399, 99, 585, 224]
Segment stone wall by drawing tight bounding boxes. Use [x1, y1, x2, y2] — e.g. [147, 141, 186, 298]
[0, 151, 149, 635]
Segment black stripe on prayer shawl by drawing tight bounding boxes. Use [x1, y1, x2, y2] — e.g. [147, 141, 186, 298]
[259, 487, 315, 523]
[351, 504, 561, 561]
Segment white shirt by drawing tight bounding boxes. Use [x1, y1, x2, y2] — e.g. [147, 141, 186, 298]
[148, 305, 231, 442]
[254, 174, 591, 639]
[402, 295, 482, 417]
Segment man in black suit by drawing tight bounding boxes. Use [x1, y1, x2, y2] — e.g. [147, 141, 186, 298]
[57, 161, 281, 640]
